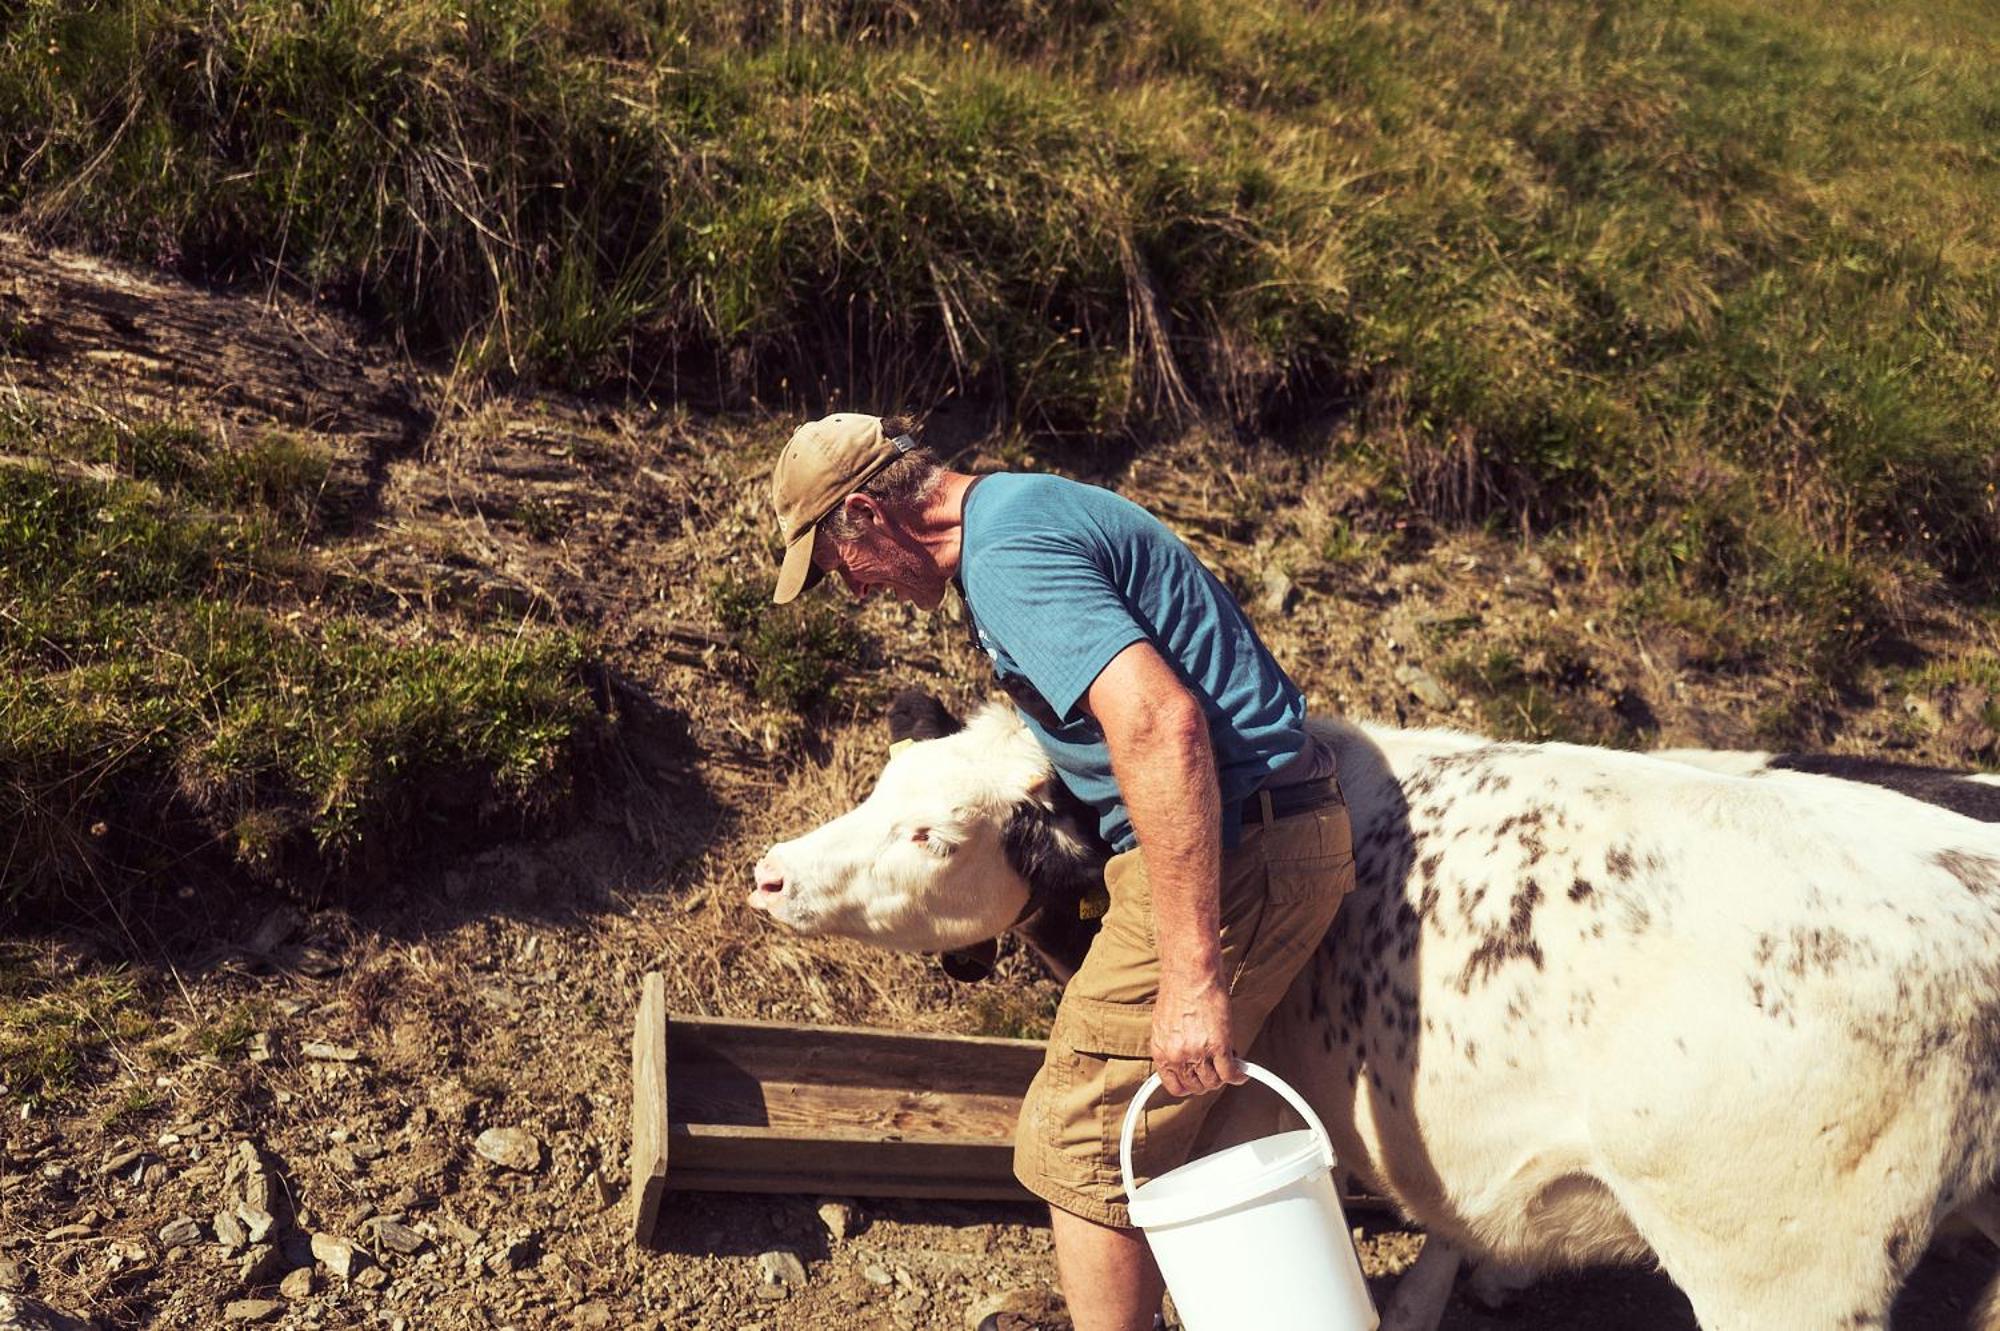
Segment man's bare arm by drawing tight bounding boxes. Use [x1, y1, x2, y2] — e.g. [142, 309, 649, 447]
[1084, 641, 1245, 1098]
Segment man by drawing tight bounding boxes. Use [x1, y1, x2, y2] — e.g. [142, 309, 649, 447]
[769, 413, 1353, 1331]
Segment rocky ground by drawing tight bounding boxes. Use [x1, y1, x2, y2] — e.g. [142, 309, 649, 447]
[2, 232, 1996, 1330]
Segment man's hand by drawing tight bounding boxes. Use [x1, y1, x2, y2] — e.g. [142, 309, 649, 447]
[1152, 974, 1246, 1097]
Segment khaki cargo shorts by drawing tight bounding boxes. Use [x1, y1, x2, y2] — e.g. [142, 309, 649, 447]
[1012, 796, 1355, 1228]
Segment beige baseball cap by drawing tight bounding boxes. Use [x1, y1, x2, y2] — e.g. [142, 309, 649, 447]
[769, 413, 916, 604]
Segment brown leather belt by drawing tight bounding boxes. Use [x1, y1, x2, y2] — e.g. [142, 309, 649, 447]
[1239, 775, 1343, 827]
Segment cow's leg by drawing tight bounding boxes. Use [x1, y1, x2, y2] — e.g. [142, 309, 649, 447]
[1378, 1238, 1461, 1331]
[1962, 1190, 2000, 1331]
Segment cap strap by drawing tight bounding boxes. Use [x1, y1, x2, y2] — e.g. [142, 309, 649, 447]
[890, 433, 917, 454]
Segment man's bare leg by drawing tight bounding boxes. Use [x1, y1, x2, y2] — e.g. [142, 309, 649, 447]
[1050, 1205, 1165, 1331]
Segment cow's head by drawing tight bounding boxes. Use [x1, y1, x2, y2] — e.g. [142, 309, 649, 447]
[750, 691, 1107, 980]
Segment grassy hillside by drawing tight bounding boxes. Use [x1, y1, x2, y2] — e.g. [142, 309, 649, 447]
[2, 0, 1997, 906]
[6, 0, 1996, 571]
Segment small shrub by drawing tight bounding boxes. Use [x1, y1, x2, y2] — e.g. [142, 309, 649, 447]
[194, 1002, 268, 1062]
[708, 575, 867, 713]
[1440, 636, 1630, 747]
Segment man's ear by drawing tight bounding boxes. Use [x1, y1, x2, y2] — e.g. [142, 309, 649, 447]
[841, 491, 883, 530]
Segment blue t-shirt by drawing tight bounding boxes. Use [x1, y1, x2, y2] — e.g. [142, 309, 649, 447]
[958, 472, 1309, 852]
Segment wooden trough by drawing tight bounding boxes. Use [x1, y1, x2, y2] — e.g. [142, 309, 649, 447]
[629, 972, 1048, 1247]
[629, 971, 1390, 1247]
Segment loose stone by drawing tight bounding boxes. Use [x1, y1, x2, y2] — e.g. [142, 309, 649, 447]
[236, 1206, 275, 1244]
[816, 1201, 855, 1242]
[213, 1210, 248, 1252]
[756, 1250, 807, 1289]
[223, 1298, 282, 1323]
[368, 1220, 425, 1256]
[309, 1233, 364, 1280]
[473, 1127, 543, 1173]
[238, 1244, 285, 1286]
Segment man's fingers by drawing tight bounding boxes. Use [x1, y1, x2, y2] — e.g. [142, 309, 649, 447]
[1156, 1055, 1234, 1097]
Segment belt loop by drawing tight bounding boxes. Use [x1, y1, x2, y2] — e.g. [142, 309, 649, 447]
[1257, 789, 1274, 829]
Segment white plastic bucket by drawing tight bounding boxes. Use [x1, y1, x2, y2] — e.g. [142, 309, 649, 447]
[1119, 1062, 1378, 1331]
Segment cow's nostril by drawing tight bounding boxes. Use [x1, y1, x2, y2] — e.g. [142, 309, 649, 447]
[751, 857, 787, 897]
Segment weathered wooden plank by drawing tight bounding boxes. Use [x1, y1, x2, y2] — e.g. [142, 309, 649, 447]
[667, 1124, 1032, 1202]
[664, 1013, 1048, 1095]
[666, 1075, 1024, 1140]
[629, 973, 670, 1248]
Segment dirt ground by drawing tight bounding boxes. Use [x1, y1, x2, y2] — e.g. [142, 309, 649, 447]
[2, 232, 1996, 1330]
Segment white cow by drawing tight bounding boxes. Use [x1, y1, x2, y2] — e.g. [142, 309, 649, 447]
[751, 701, 2000, 1331]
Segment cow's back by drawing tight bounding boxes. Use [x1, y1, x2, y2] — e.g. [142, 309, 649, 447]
[1265, 724, 2000, 1292]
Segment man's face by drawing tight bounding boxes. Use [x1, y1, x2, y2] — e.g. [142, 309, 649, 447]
[812, 501, 948, 611]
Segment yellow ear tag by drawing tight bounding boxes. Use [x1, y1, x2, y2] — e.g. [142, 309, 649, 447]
[888, 739, 914, 757]
[1078, 886, 1110, 920]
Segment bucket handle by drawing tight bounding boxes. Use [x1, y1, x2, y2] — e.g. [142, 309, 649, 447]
[1118, 1061, 1335, 1199]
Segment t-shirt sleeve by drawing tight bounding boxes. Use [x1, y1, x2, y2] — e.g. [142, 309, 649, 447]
[965, 532, 1149, 722]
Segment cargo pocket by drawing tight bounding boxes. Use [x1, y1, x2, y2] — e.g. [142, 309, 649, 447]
[1050, 993, 1157, 1198]
[1060, 992, 1156, 1059]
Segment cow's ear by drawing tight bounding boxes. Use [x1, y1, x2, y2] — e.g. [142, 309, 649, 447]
[939, 939, 998, 983]
[888, 689, 962, 746]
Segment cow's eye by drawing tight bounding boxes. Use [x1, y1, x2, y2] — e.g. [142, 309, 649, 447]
[910, 827, 953, 856]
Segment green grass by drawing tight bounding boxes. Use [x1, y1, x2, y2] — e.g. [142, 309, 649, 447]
[966, 980, 1061, 1042]
[0, 415, 605, 908]
[193, 1000, 268, 1062]
[0, 947, 150, 1110]
[2, 0, 1996, 685]
[1440, 636, 1634, 747]
[709, 574, 867, 713]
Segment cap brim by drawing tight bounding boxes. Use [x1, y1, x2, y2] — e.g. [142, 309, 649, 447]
[773, 527, 827, 604]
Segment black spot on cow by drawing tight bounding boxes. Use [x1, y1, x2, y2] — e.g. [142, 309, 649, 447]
[887, 689, 961, 745]
[1458, 878, 1545, 992]
[1520, 829, 1548, 866]
[1606, 846, 1637, 879]
[1783, 925, 1860, 977]
[1568, 876, 1596, 903]
[1934, 849, 2000, 900]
